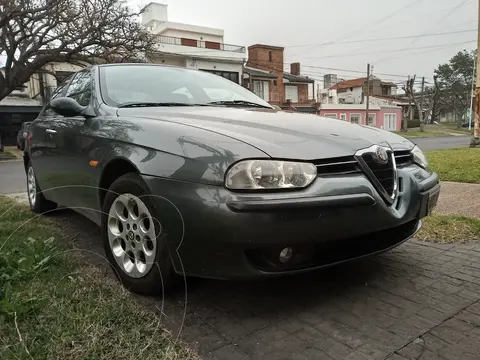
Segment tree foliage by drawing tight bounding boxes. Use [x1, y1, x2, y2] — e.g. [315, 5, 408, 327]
[434, 49, 475, 125]
[0, 0, 155, 101]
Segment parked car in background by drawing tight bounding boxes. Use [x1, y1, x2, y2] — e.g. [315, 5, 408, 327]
[17, 121, 32, 150]
[25, 64, 440, 295]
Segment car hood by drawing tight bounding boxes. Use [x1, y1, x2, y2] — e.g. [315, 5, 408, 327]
[117, 107, 414, 160]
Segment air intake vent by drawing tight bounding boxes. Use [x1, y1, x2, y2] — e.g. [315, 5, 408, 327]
[361, 153, 395, 196]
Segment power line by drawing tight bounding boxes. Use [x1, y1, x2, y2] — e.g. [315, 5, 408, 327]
[410, 0, 473, 46]
[286, 0, 426, 59]
[290, 40, 476, 61]
[284, 29, 477, 48]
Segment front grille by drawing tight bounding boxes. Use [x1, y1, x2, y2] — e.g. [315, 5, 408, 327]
[394, 150, 413, 167]
[313, 156, 361, 176]
[361, 153, 395, 195]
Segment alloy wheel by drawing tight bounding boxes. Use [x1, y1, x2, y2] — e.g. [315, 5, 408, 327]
[27, 166, 36, 207]
[107, 193, 159, 278]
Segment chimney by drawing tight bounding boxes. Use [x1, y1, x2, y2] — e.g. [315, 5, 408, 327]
[290, 62, 300, 75]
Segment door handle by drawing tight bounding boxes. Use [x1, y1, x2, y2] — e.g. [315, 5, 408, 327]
[46, 128, 57, 134]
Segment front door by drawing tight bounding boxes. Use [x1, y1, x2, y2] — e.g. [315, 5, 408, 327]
[49, 70, 99, 213]
[30, 76, 74, 204]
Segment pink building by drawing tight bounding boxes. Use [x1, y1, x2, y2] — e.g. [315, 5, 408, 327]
[318, 104, 402, 131]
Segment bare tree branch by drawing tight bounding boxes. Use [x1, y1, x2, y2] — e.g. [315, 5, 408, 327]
[0, 0, 155, 101]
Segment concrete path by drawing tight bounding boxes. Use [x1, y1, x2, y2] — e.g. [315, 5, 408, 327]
[436, 182, 480, 219]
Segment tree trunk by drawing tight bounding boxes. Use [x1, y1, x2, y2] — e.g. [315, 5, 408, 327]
[417, 103, 424, 132]
[402, 105, 410, 132]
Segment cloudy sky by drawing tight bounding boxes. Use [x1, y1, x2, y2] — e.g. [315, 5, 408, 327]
[139, 0, 476, 87]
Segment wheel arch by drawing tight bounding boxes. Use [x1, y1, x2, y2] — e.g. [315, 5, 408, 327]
[98, 157, 140, 208]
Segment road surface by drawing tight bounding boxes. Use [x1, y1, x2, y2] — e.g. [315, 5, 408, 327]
[412, 135, 471, 151]
[0, 135, 470, 194]
[0, 160, 25, 194]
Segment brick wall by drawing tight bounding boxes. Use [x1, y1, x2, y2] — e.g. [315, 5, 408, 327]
[247, 45, 284, 105]
[298, 84, 309, 104]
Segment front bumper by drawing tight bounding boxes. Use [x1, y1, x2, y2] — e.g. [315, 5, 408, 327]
[142, 164, 440, 280]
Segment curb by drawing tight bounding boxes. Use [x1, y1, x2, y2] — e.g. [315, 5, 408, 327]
[0, 159, 22, 163]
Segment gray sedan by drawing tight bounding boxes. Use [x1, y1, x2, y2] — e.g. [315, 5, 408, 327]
[24, 64, 440, 295]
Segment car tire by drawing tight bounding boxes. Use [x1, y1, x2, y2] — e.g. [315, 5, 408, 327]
[101, 173, 176, 295]
[26, 161, 57, 214]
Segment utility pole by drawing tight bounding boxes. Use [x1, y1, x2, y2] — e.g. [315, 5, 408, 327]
[420, 77, 425, 131]
[365, 63, 370, 126]
[469, 54, 476, 131]
[471, 0, 480, 147]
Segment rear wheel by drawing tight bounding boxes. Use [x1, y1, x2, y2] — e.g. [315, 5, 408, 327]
[26, 162, 57, 213]
[101, 173, 176, 295]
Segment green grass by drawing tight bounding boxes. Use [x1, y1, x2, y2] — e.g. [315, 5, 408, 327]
[425, 148, 480, 184]
[394, 123, 473, 137]
[394, 131, 446, 137]
[0, 151, 16, 161]
[0, 196, 198, 360]
[416, 213, 480, 243]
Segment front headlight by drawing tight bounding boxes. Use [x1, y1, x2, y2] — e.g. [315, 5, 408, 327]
[225, 160, 317, 190]
[411, 145, 429, 169]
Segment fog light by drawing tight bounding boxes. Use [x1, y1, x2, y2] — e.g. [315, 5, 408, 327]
[279, 247, 293, 263]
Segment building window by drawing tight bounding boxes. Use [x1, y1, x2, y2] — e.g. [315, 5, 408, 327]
[269, 51, 272, 62]
[285, 85, 298, 103]
[383, 113, 397, 131]
[350, 113, 361, 125]
[339, 113, 347, 121]
[367, 113, 376, 127]
[253, 81, 270, 101]
[201, 69, 239, 84]
[323, 113, 337, 119]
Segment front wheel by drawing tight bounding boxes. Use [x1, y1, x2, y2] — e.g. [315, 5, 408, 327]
[101, 173, 176, 295]
[26, 162, 57, 213]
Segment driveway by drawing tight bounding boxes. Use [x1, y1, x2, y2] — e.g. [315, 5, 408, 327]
[33, 207, 478, 360]
[412, 135, 470, 151]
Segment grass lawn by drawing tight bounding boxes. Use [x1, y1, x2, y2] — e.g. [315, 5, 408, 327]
[394, 124, 473, 138]
[425, 148, 480, 184]
[394, 131, 445, 137]
[0, 151, 16, 161]
[416, 213, 480, 243]
[0, 196, 198, 360]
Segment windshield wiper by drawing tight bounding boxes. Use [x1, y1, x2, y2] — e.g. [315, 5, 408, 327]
[117, 102, 209, 108]
[207, 100, 272, 108]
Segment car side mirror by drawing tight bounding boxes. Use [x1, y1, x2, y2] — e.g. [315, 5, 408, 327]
[50, 97, 95, 118]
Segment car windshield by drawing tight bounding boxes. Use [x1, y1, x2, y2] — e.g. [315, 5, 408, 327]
[99, 65, 272, 109]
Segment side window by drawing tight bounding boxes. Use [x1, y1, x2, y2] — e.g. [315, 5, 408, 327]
[42, 74, 74, 116]
[65, 71, 92, 106]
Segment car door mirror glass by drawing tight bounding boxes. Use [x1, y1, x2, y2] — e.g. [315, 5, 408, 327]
[50, 97, 89, 117]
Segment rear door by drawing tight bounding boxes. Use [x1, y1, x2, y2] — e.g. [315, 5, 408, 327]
[30, 75, 74, 203]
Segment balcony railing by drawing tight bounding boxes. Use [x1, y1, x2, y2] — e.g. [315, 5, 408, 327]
[157, 35, 245, 53]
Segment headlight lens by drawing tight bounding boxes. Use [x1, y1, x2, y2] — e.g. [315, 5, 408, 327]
[411, 145, 429, 169]
[225, 160, 317, 190]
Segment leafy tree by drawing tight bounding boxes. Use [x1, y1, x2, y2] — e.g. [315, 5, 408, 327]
[434, 49, 476, 127]
[0, 0, 155, 101]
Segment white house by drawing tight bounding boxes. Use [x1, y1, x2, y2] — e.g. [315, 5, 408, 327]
[0, 62, 85, 145]
[142, 2, 246, 84]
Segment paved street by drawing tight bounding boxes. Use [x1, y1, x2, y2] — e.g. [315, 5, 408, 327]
[412, 135, 471, 152]
[0, 160, 25, 194]
[27, 208, 480, 360]
[0, 135, 470, 196]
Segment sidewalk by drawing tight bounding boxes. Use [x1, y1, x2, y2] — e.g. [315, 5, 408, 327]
[435, 182, 480, 219]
